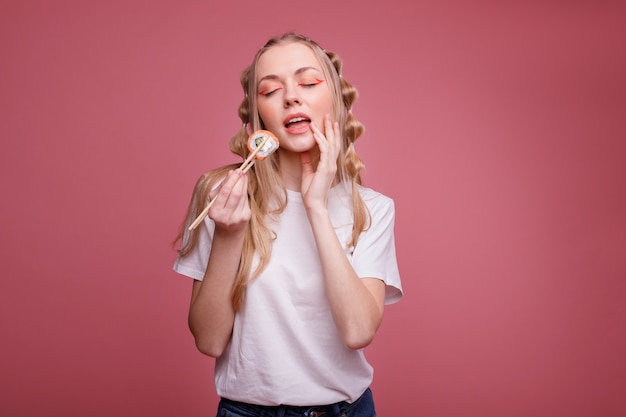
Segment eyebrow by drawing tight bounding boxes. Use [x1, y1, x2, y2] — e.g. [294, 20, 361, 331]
[257, 66, 322, 86]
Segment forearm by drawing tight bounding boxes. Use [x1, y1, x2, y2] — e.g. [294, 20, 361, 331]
[307, 206, 385, 350]
[188, 229, 244, 357]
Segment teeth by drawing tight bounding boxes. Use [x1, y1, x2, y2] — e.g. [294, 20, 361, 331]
[287, 117, 307, 124]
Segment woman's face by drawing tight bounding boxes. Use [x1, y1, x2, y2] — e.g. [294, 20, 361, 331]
[255, 42, 333, 154]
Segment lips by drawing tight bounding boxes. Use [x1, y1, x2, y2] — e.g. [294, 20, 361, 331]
[283, 113, 311, 127]
[283, 113, 311, 135]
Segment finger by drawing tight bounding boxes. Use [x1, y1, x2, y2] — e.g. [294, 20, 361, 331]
[213, 170, 243, 207]
[221, 170, 246, 210]
[332, 121, 340, 145]
[322, 114, 340, 157]
[310, 121, 327, 146]
[331, 121, 341, 157]
[209, 169, 232, 201]
[234, 173, 250, 214]
[232, 170, 247, 201]
[324, 113, 334, 138]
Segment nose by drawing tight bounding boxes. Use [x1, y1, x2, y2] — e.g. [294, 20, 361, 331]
[283, 85, 301, 107]
[284, 95, 301, 107]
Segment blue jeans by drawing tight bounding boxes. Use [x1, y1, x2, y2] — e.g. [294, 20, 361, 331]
[216, 387, 376, 417]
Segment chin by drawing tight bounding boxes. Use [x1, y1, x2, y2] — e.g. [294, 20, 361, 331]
[281, 134, 317, 152]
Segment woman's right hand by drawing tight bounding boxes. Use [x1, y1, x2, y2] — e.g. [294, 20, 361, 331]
[190, 168, 249, 357]
[208, 169, 250, 234]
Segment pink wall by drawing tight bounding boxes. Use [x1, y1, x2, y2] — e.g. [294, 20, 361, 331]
[1, 1, 624, 416]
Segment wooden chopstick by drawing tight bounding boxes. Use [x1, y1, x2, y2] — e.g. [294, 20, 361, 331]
[187, 134, 271, 231]
[187, 196, 216, 230]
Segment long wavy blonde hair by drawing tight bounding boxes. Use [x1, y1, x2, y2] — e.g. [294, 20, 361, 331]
[175, 33, 369, 310]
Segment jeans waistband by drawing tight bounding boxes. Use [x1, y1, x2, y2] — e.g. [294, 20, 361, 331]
[218, 387, 372, 417]
[220, 398, 343, 416]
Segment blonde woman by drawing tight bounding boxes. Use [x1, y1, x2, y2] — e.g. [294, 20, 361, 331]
[174, 33, 403, 417]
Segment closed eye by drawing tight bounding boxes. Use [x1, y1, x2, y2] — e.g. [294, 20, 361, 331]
[259, 87, 283, 97]
[298, 79, 324, 88]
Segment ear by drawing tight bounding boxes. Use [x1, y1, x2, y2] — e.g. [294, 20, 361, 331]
[245, 122, 253, 136]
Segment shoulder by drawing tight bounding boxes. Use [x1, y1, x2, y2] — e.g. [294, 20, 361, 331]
[355, 184, 395, 215]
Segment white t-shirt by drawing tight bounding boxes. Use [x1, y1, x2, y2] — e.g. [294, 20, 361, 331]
[173, 184, 403, 406]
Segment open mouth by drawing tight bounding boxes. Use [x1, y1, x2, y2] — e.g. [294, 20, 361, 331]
[284, 116, 311, 128]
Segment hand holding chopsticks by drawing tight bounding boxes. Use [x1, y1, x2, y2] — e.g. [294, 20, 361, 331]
[188, 131, 279, 231]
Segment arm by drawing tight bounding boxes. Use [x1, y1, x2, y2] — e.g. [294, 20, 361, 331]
[308, 208, 386, 350]
[302, 115, 386, 350]
[188, 169, 250, 357]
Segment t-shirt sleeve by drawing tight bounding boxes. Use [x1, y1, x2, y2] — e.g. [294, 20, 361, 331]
[351, 196, 403, 305]
[172, 219, 214, 281]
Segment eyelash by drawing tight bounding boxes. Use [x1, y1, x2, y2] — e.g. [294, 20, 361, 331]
[258, 79, 324, 97]
[299, 79, 324, 88]
[259, 88, 282, 97]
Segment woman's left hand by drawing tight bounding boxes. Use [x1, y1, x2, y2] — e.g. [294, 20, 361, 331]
[300, 113, 341, 211]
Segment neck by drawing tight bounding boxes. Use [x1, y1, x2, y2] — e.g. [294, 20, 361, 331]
[278, 149, 320, 192]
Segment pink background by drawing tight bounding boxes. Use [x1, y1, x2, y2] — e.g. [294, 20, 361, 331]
[1, 1, 624, 416]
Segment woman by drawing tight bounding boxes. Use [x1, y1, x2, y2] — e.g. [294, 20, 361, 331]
[174, 32, 403, 417]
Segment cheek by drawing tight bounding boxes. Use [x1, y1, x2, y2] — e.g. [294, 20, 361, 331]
[315, 91, 334, 113]
[256, 103, 273, 127]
